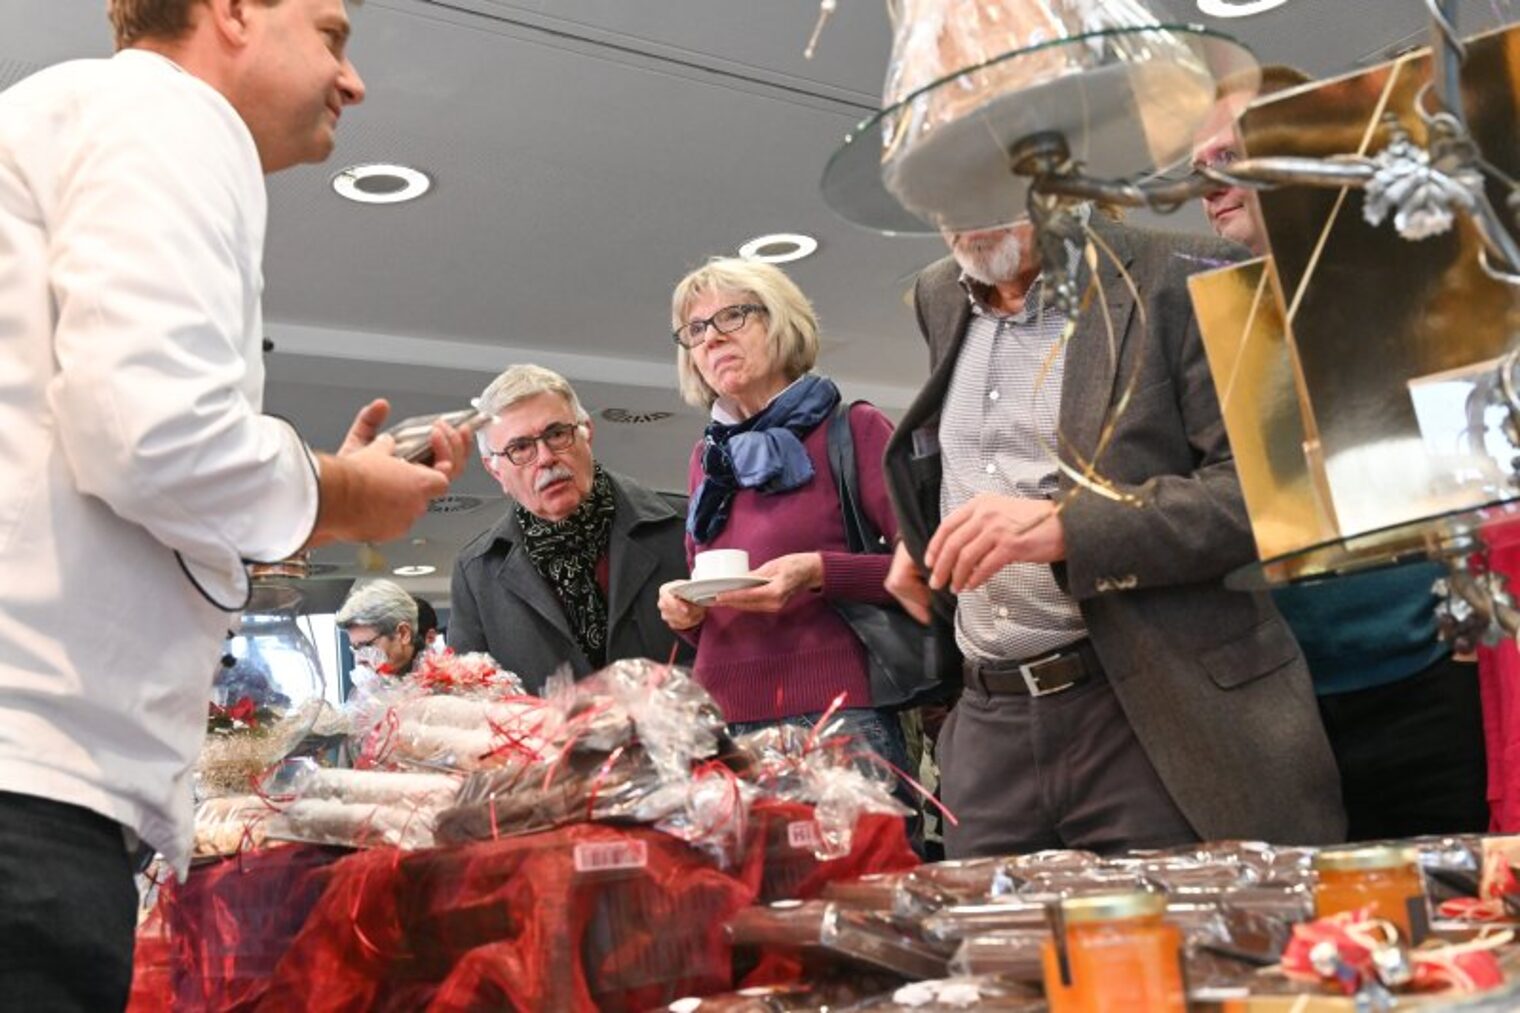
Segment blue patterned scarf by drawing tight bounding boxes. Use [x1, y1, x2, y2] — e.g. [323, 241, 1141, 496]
[687, 374, 841, 544]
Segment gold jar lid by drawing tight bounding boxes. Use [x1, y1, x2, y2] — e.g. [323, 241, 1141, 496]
[1059, 891, 1167, 925]
[1312, 845, 1419, 873]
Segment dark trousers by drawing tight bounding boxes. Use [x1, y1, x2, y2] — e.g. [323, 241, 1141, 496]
[0, 792, 137, 1011]
[1317, 654, 1488, 842]
[937, 667, 1197, 857]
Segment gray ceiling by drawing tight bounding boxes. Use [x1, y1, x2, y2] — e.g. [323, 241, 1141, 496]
[6, 0, 1517, 602]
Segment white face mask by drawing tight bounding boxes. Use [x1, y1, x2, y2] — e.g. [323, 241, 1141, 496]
[353, 644, 387, 671]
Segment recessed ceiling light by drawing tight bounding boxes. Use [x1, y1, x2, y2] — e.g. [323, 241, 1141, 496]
[393, 565, 436, 577]
[739, 233, 818, 264]
[1196, 0, 1290, 16]
[332, 164, 432, 205]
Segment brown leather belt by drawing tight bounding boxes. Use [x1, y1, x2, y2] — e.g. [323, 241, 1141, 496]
[963, 639, 1100, 697]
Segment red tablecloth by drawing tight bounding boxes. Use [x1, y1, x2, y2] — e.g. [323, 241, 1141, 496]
[128, 844, 345, 1012]
[130, 808, 917, 1012]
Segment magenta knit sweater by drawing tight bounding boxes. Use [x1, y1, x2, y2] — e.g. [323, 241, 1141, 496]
[684, 402, 901, 723]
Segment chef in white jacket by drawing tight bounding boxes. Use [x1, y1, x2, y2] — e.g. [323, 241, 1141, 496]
[0, 0, 467, 1005]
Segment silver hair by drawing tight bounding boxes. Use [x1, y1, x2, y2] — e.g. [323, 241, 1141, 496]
[473, 364, 591, 456]
[335, 579, 418, 634]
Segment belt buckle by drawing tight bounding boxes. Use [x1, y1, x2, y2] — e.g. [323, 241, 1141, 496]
[1019, 651, 1075, 697]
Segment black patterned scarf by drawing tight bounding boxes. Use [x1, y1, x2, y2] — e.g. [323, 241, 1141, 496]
[516, 465, 616, 666]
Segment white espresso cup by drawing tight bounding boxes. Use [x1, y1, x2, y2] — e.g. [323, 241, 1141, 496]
[691, 549, 750, 581]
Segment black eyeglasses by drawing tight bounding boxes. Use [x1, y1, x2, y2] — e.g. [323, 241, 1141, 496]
[672, 303, 766, 349]
[486, 421, 584, 466]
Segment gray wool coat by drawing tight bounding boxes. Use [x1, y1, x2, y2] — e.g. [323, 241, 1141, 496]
[884, 217, 1347, 846]
[449, 470, 694, 694]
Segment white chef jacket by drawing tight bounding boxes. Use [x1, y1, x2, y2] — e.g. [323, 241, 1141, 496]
[0, 51, 321, 871]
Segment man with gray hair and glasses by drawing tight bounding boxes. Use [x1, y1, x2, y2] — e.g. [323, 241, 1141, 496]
[450, 365, 693, 691]
[337, 579, 424, 679]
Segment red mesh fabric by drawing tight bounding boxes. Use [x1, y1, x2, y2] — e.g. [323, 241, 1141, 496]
[738, 800, 918, 903]
[157, 845, 344, 1011]
[255, 846, 414, 1012]
[260, 824, 754, 1013]
[160, 807, 913, 1010]
[126, 904, 173, 1013]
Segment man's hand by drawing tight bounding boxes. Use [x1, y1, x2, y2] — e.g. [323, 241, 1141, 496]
[309, 450, 449, 546]
[305, 399, 471, 548]
[339, 398, 391, 456]
[658, 580, 708, 631]
[338, 398, 470, 483]
[423, 421, 470, 483]
[885, 541, 932, 624]
[713, 552, 822, 613]
[925, 493, 1065, 594]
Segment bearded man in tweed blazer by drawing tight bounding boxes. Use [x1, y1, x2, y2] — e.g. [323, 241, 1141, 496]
[883, 213, 1345, 856]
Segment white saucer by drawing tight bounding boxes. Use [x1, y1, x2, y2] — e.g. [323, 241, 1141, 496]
[671, 575, 770, 605]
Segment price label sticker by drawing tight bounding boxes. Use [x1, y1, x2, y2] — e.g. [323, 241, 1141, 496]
[787, 820, 822, 851]
[572, 839, 649, 873]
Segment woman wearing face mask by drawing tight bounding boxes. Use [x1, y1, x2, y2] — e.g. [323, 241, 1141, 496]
[659, 257, 916, 778]
[336, 579, 422, 682]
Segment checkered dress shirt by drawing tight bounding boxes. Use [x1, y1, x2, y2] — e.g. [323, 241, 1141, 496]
[939, 271, 1088, 663]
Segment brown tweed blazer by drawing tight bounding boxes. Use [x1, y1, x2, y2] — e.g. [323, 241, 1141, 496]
[884, 217, 1346, 846]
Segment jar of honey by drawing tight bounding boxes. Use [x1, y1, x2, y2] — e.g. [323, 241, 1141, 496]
[1041, 891, 1185, 1013]
[1313, 845, 1427, 941]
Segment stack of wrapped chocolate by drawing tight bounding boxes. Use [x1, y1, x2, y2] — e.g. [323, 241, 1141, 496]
[686, 836, 1520, 1011]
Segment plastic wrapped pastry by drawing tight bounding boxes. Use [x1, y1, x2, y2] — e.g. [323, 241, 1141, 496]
[265, 797, 436, 850]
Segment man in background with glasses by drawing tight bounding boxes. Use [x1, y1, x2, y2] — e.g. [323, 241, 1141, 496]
[337, 579, 425, 680]
[449, 365, 692, 691]
[1190, 68, 1488, 841]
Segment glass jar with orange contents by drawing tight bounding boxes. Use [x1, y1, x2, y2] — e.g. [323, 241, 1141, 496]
[1040, 892, 1185, 1013]
[1313, 845, 1427, 942]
